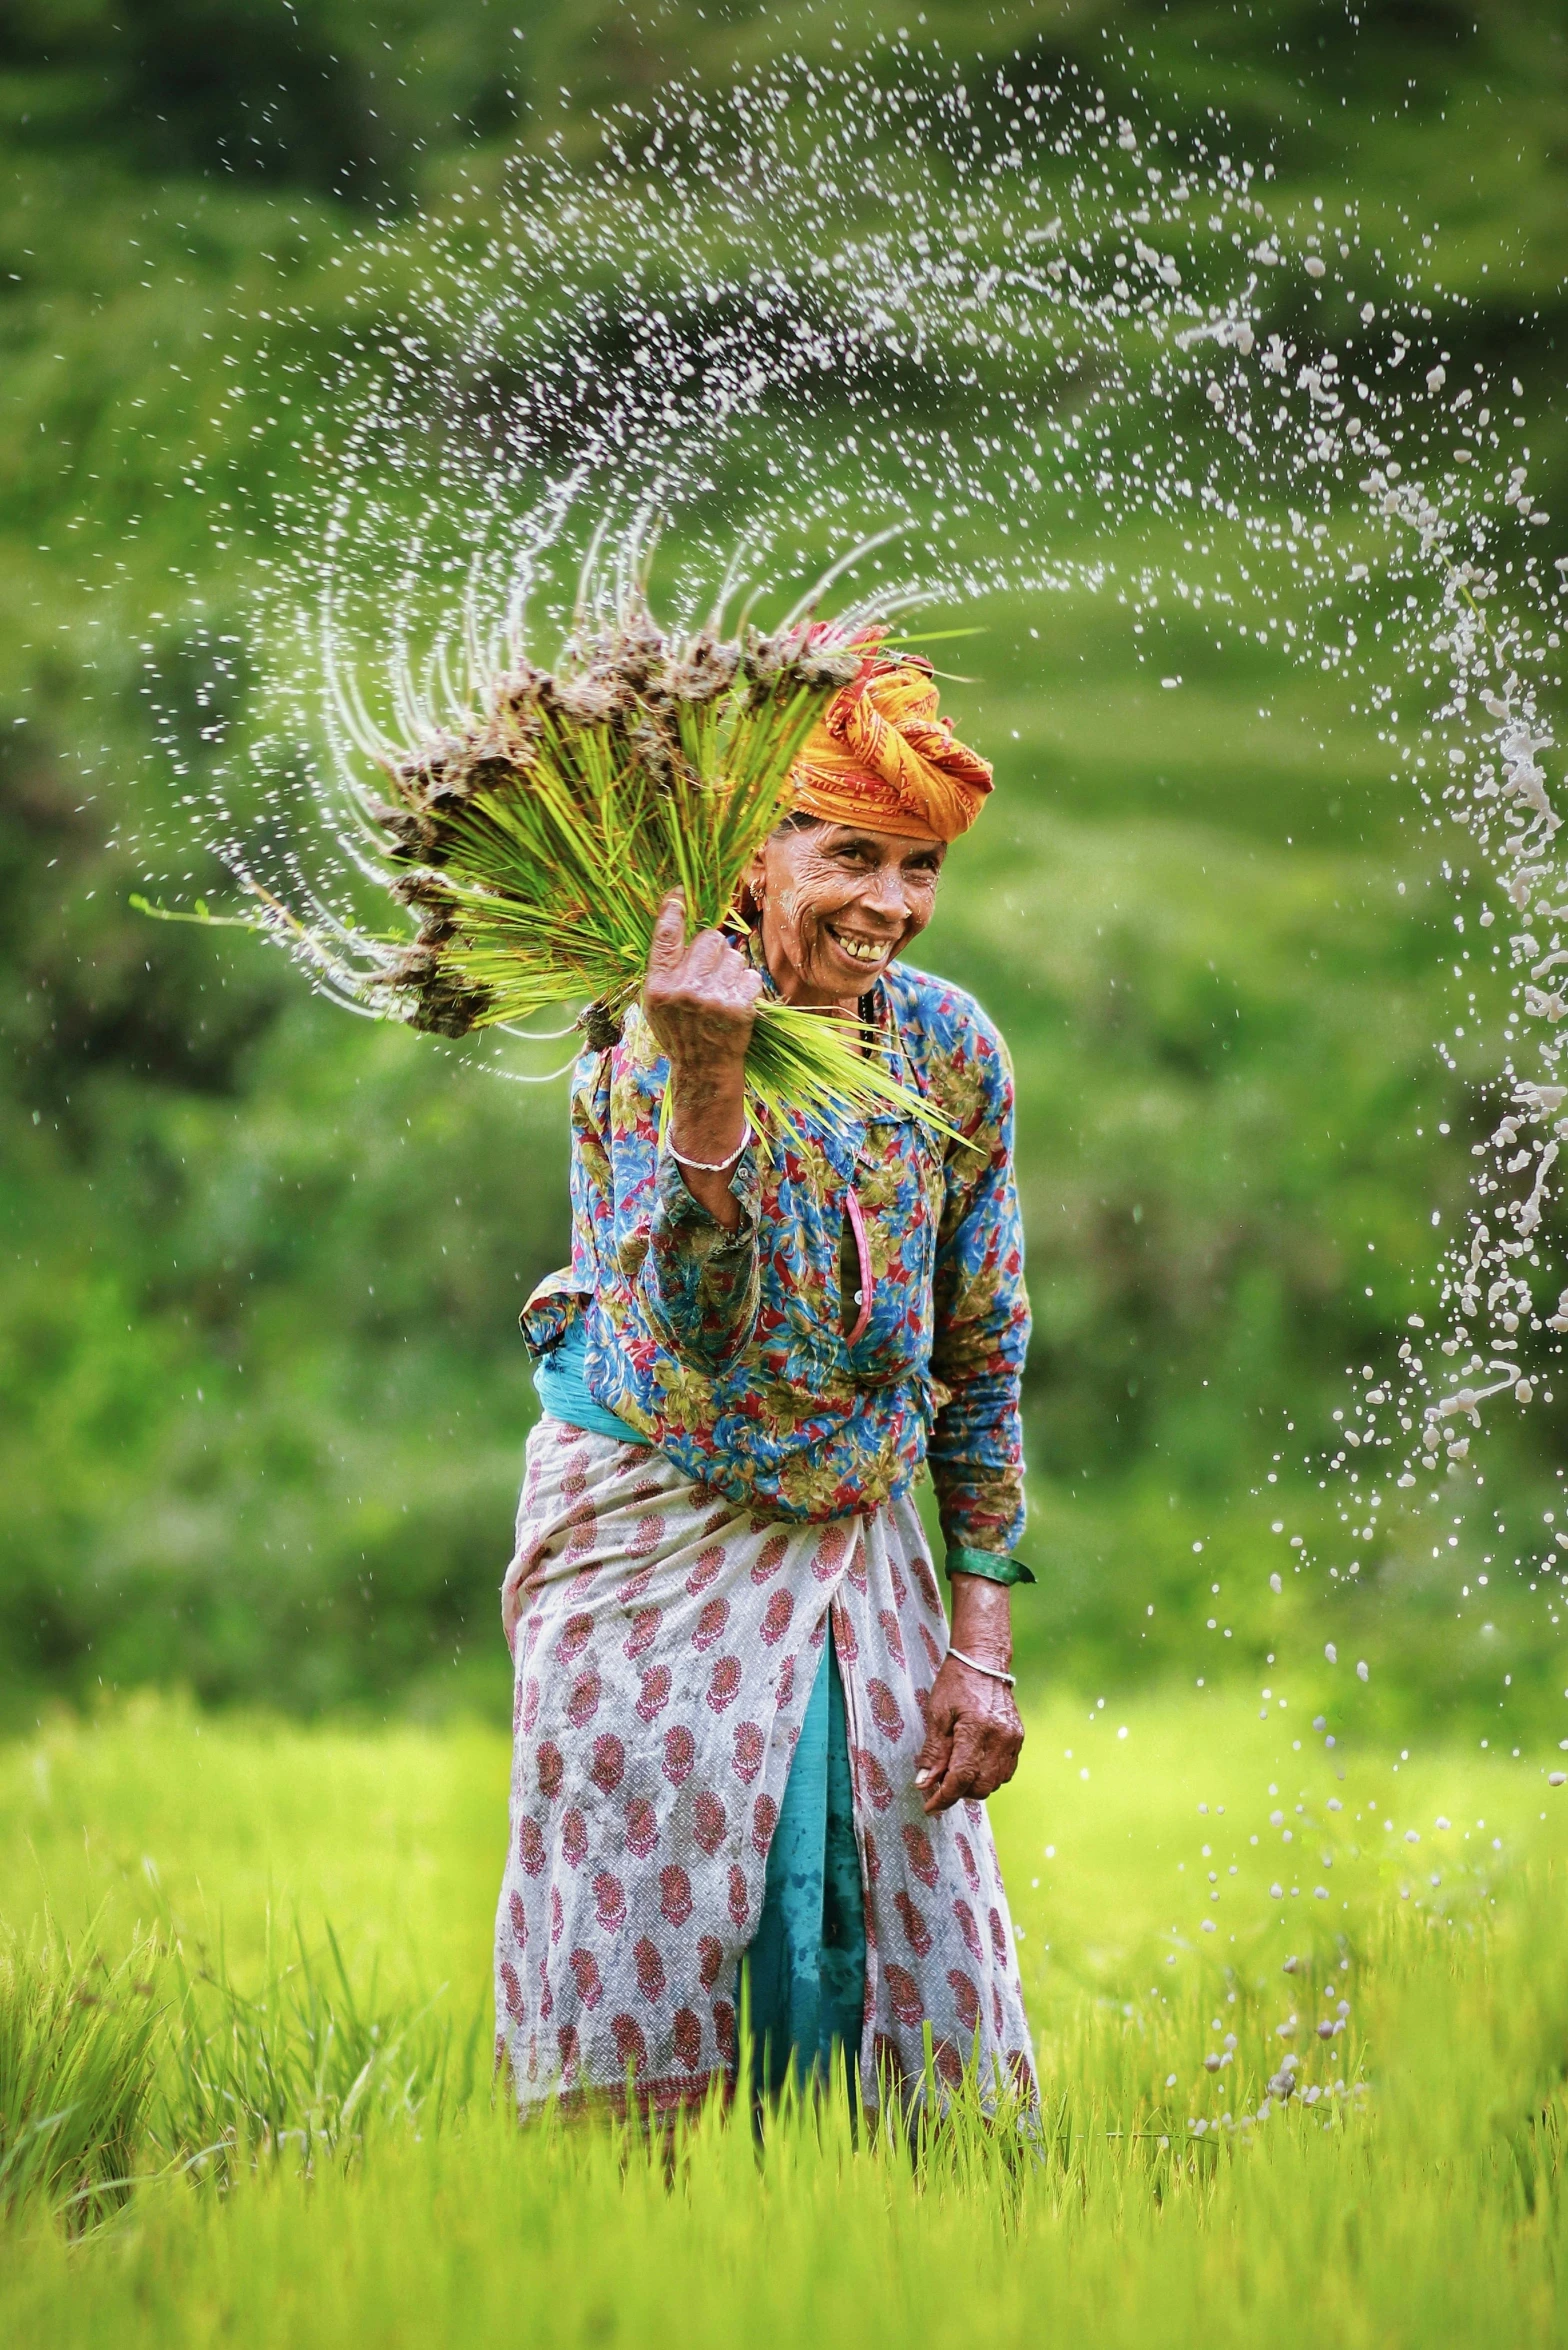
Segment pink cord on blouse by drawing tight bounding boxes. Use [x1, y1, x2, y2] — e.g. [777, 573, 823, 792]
[844, 1184, 873, 1347]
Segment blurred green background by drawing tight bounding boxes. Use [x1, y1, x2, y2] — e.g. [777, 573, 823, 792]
[2, 0, 1566, 1731]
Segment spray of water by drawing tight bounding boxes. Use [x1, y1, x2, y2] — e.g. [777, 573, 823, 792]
[142, 42, 1568, 2037]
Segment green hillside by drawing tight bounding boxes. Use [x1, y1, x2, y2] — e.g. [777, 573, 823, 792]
[2, 0, 1566, 1723]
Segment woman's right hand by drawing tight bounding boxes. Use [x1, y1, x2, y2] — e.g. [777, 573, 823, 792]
[643, 892, 762, 1081]
[643, 892, 760, 1227]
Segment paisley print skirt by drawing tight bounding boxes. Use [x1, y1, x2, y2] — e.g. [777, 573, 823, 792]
[495, 1416, 1036, 2120]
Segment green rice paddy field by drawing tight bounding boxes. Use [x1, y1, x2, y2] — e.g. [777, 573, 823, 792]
[6, 1684, 1568, 2347]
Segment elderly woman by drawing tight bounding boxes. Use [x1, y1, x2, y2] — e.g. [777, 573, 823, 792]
[495, 649, 1034, 2118]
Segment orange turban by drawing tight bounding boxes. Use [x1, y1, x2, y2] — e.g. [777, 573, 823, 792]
[788, 652, 993, 843]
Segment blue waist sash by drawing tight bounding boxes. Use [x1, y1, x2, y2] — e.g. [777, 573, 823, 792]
[532, 1315, 649, 1447]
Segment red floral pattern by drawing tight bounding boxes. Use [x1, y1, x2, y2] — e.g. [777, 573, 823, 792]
[495, 1421, 1033, 2121]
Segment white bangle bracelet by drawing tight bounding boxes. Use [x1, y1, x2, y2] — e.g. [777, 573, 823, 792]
[666, 1123, 751, 1174]
[946, 1645, 1016, 1688]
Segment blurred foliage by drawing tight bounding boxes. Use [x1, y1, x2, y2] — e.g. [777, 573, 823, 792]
[2, 0, 1567, 1725]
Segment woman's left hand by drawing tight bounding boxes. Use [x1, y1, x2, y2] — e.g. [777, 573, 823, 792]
[913, 1572, 1023, 1814]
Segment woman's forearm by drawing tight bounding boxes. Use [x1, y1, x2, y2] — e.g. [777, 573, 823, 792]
[666, 1056, 749, 1230]
[642, 893, 760, 1234]
[946, 1571, 1013, 1672]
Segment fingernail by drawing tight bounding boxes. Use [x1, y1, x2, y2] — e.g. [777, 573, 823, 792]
[914, 1768, 932, 1787]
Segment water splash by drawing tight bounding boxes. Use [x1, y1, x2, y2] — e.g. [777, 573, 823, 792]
[150, 50, 1568, 1619]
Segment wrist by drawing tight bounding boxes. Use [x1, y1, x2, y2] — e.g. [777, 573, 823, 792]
[667, 1110, 749, 1170]
[946, 1545, 1035, 1589]
[946, 1643, 1016, 1689]
[947, 1573, 1013, 1671]
[667, 1122, 751, 1174]
[668, 1062, 747, 1124]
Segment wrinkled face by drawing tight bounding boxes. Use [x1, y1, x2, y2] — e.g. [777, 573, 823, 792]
[749, 819, 946, 1006]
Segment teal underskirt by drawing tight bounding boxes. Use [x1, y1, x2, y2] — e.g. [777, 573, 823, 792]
[743, 1623, 867, 2097]
[533, 1323, 868, 2093]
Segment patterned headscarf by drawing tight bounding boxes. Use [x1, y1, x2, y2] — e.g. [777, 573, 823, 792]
[788, 651, 993, 842]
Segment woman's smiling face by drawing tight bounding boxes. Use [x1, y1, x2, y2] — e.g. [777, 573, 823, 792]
[749, 819, 947, 1008]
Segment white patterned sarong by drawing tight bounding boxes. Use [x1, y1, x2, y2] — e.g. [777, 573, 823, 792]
[494, 1417, 1036, 2118]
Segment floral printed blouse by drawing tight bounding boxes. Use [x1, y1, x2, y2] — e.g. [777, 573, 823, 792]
[520, 949, 1030, 1562]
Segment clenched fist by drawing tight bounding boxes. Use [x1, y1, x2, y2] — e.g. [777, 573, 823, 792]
[642, 891, 763, 1078]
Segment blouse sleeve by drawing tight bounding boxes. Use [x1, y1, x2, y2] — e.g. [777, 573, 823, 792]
[927, 1029, 1031, 1562]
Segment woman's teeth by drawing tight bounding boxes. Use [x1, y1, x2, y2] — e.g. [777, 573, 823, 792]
[829, 929, 888, 966]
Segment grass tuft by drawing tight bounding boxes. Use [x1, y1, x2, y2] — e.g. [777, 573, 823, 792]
[0, 1924, 162, 2230]
[152, 1915, 489, 2185]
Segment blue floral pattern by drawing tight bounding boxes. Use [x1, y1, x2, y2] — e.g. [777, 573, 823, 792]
[521, 953, 1029, 1556]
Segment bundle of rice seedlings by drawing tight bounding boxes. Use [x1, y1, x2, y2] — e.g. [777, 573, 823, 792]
[330, 602, 953, 1137]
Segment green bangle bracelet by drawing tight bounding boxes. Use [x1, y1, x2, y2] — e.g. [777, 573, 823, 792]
[945, 1547, 1036, 1589]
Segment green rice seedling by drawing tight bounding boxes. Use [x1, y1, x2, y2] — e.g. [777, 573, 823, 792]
[5, 1890, 1567, 2350]
[7, 1700, 1568, 2340]
[141, 597, 962, 1142]
[0, 1924, 162, 2230]
[348, 604, 956, 1137]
